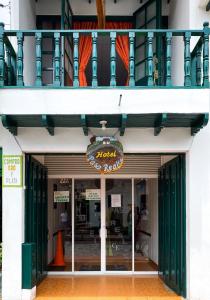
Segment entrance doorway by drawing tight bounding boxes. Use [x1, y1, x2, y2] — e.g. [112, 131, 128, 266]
[47, 177, 158, 273]
[24, 154, 186, 297]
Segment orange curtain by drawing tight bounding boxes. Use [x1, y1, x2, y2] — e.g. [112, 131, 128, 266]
[106, 22, 133, 85]
[73, 21, 132, 86]
[73, 22, 97, 86]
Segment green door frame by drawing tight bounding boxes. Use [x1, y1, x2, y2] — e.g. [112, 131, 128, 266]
[158, 155, 186, 297]
[23, 155, 48, 289]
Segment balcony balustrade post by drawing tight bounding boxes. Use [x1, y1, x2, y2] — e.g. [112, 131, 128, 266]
[196, 45, 202, 86]
[11, 55, 16, 85]
[54, 32, 61, 86]
[92, 32, 98, 87]
[73, 32, 79, 87]
[203, 22, 209, 87]
[35, 32, 42, 86]
[147, 32, 154, 86]
[17, 32, 24, 86]
[184, 31, 191, 87]
[166, 32, 172, 86]
[129, 32, 135, 87]
[110, 31, 116, 87]
[0, 23, 5, 87]
[6, 45, 12, 85]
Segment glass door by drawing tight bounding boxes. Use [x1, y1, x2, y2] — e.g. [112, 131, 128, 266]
[74, 179, 101, 271]
[105, 179, 132, 271]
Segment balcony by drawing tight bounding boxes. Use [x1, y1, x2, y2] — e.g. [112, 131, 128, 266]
[0, 22, 209, 89]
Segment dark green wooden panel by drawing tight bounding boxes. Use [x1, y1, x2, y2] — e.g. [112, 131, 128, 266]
[24, 155, 48, 288]
[158, 155, 186, 297]
[22, 243, 36, 289]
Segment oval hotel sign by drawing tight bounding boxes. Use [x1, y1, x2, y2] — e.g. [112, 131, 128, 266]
[86, 136, 124, 174]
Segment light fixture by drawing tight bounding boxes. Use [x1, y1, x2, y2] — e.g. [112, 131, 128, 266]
[100, 120, 107, 130]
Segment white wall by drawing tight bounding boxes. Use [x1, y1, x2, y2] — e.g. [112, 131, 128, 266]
[186, 121, 210, 300]
[0, 124, 25, 300]
[189, 0, 210, 50]
[10, 0, 36, 85]
[169, 0, 190, 86]
[0, 0, 11, 29]
[169, 0, 209, 85]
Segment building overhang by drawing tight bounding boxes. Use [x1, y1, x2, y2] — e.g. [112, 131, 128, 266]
[1, 113, 209, 137]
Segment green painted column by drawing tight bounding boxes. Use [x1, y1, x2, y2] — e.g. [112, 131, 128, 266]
[184, 32, 191, 87]
[129, 32, 135, 87]
[203, 22, 209, 87]
[17, 32, 24, 86]
[196, 45, 202, 86]
[110, 31, 116, 87]
[35, 32, 42, 86]
[54, 32, 61, 86]
[0, 23, 5, 87]
[166, 32, 172, 86]
[147, 32, 154, 86]
[73, 32, 79, 87]
[92, 32, 98, 87]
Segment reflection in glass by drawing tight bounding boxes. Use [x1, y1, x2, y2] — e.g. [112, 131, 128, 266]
[48, 178, 72, 271]
[74, 179, 101, 271]
[106, 179, 132, 271]
[134, 178, 158, 271]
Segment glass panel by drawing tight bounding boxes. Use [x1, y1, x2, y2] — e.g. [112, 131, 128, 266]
[146, 1, 156, 21]
[42, 38, 53, 51]
[136, 35, 146, 48]
[136, 10, 145, 28]
[42, 54, 53, 69]
[106, 179, 132, 271]
[146, 19, 156, 29]
[135, 62, 145, 81]
[74, 179, 101, 271]
[47, 178, 72, 271]
[42, 70, 53, 85]
[134, 178, 158, 271]
[136, 45, 145, 64]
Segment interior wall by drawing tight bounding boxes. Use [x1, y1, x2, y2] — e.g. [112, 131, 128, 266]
[35, 0, 170, 17]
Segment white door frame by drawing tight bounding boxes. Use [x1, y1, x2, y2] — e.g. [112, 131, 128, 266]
[48, 174, 158, 276]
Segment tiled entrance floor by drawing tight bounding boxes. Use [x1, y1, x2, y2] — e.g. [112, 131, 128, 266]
[36, 276, 182, 300]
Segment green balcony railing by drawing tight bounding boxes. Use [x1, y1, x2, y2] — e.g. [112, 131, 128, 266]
[0, 22, 209, 88]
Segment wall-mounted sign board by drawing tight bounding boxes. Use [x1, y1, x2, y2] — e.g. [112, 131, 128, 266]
[86, 136, 124, 174]
[86, 189, 101, 201]
[54, 191, 69, 203]
[2, 155, 23, 187]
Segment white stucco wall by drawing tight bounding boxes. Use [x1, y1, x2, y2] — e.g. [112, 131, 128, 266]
[10, 0, 36, 85]
[169, 0, 209, 85]
[0, 125, 25, 300]
[168, 0, 190, 86]
[1, 115, 210, 299]
[186, 123, 210, 300]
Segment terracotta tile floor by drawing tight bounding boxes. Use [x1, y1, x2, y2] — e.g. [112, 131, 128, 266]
[36, 276, 182, 300]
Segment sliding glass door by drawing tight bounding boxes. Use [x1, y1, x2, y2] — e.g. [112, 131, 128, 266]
[74, 179, 101, 271]
[105, 179, 132, 271]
